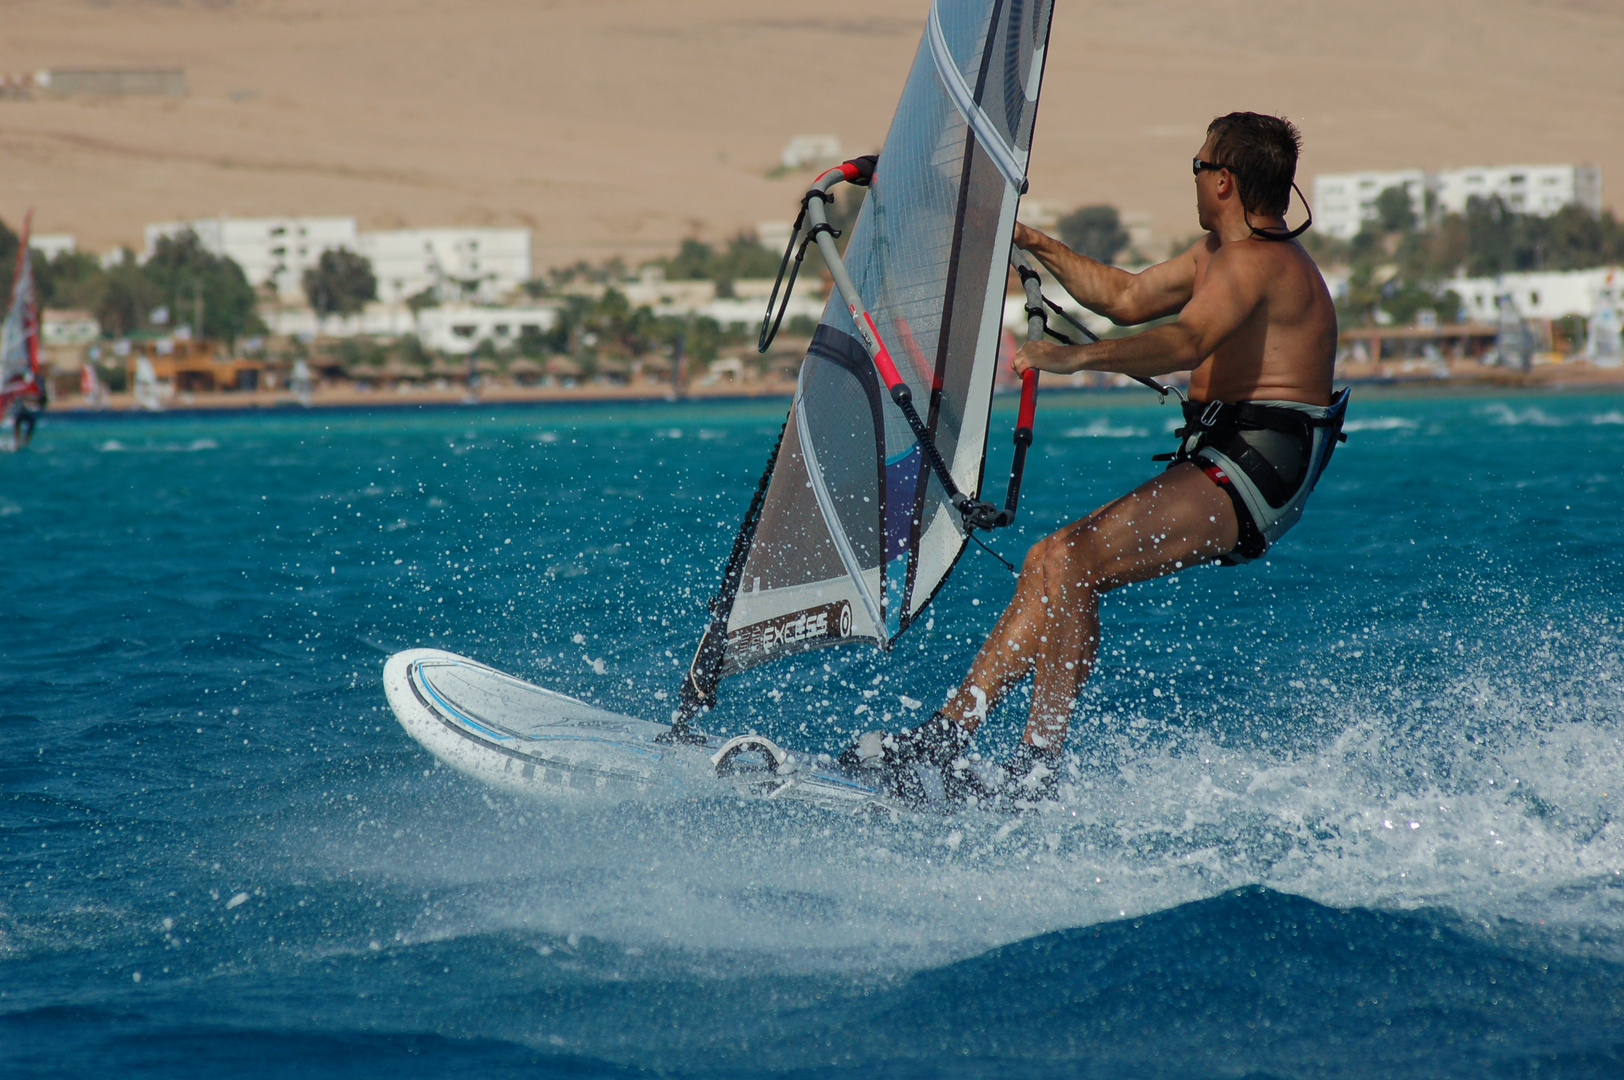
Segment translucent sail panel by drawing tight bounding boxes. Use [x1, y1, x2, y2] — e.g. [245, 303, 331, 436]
[820, 0, 1056, 627]
[711, 0, 1054, 682]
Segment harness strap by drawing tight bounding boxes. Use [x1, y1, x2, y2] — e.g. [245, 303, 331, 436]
[1160, 395, 1348, 465]
[1185, 399, 1342, 432]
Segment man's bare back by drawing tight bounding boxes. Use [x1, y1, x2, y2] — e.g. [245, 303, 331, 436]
[1010, 131, 1336, 405]
[841, 113, 1344, 803]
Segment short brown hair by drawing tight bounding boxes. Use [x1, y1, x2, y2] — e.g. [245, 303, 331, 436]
[1206, 113, 1302, 218]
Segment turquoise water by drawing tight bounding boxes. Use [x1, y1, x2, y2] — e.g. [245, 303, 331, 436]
[2, 391, 1622, 1077]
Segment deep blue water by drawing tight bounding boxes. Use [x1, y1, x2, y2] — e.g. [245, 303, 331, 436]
[2, 390, 1622, 1078]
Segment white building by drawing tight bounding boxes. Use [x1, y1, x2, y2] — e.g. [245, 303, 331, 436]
[143, 217, 532, 304]
[1445, 266, 1624, 322]
[261, 302, 559, 354]
[1313, 170, 1428, 240]
[1433, 164, 1601, 217]
[415, 304, 559, 354]
[356, 228, 532, 305]
[756, 221, 794, 256]
[781, 135, 841, 170]
[42, 309, 99, 346]
[617, 269, 826, 329]
[145, 217, 360, 300]
[31, 234, 77, 260]
[1313, 164, 1602, 240]
[262, 303, 419, 340]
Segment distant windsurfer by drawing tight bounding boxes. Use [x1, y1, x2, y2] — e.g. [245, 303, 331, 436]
[8, 404, 36, 449]
[845, 112, 1345, 801]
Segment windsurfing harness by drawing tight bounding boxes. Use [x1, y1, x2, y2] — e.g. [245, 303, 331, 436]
[668, 0, 1059, 740]
[1159, 389, 1350, 565]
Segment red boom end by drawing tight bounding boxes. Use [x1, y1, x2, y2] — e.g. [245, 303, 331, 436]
[862, 313, 906, 392]
[1016, 369, 1038, 431]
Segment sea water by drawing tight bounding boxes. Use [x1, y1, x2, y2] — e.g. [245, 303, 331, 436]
[2, 391, 1621, 1078]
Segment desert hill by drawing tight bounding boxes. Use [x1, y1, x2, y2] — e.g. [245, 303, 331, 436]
[1, 0, 1620, 271]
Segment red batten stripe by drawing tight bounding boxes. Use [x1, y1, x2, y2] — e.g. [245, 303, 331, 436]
[1016, 369, 1038, 430]
[861, 313, 905, 390]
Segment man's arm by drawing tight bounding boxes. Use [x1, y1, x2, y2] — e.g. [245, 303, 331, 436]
[1013, 243, 1264, 378]
[1015, 223, 1204, 326]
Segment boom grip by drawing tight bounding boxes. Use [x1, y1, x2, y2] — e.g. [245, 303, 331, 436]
[1015, 369, 1037, 436]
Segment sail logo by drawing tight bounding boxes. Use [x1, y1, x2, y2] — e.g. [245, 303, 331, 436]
[729, 601, 853, 659]
[773, 609, 825, 647]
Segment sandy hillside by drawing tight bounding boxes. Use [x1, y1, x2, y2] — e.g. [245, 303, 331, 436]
[1, 0, 1620, 271]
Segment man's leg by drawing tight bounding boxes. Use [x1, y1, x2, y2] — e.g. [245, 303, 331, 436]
[937, 462, 1239, 749]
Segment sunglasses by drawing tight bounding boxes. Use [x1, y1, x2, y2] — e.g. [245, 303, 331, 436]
[1192, 157, 1231, 176]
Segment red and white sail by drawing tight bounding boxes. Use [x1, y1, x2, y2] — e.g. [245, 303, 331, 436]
[0, 212, 43, 410]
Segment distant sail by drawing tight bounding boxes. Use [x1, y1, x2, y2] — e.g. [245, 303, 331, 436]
[0, 213, 42, 408]
[134, 356, 164, 411]
[684, 0, 1055, 708]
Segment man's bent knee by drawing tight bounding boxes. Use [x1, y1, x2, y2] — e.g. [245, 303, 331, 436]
[1038, 529, 1109, 594]
[1022, 534, 1059, 576]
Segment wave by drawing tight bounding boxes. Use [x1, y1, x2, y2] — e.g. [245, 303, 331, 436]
[10, 888, 1617, 1079]
[97, 438, 219, 453]
[1343, 416, 1420, 432]
[1591, 410, 1624, 425]
[1062, 419, 1148, 439]
[1480, 403, 1566, 427]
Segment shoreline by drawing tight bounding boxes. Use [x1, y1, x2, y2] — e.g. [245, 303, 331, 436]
[34, 371, 1624, 422]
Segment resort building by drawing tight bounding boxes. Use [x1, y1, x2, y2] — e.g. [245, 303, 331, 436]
[32, 234, 78, 260]
[1444, 266, 1624, 323]
[144, 217, 361, 301]
[36, 68, 186, 97]
[1432, 164, 1601, 218]
[780, 135, 841, 170]
[356, 228, 532, 305]
[143, 218, 532, 304]
[261, 304, 419, 340]
[415, 305, 560, 354]
[1313, 164, 1602, 239]
[1312, 170, 1428, 239]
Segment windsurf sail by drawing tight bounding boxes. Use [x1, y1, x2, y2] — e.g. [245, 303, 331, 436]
[290, 358, 313, 406]
[0, 212, 44, 421]
[673, 0, 1057, 734]
[80, 361, 105, 406]
[134, 356, 163, 412]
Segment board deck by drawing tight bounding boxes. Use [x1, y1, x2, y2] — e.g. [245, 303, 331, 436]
[383, 649, 903, 811]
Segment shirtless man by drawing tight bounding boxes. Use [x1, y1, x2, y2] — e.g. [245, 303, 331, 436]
[844, 112, 1345, 801]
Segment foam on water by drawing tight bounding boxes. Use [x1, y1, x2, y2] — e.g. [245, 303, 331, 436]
[281, 618, 1621, 982]
[1481, 402, 1567, 426]
[1343, 415, 1420, 432]
[1061, 418, 1149, 439]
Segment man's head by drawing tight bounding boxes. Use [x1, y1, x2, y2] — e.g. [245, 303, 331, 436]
[1199, 112, 1302, 219]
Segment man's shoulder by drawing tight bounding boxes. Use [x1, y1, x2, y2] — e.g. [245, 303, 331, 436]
[1208, 236, 1322, 282]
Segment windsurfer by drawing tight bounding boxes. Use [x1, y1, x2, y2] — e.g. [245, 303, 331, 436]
[848, 112, 1344, 800]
